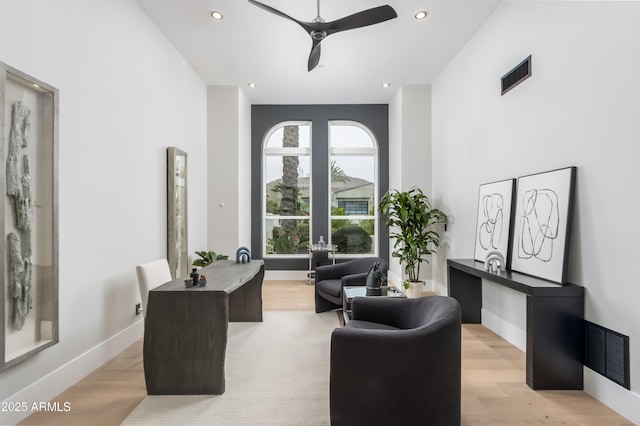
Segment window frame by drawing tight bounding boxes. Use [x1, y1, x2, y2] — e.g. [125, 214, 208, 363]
[328, 120, 379, 258]
[251, 104, 389, 272]
[262, 121, 312, 258]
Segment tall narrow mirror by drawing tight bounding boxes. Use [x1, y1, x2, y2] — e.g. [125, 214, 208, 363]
[167, 147, 188, 279]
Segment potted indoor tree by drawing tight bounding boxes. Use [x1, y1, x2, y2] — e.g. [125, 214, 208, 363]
[379, 187, 448, 297]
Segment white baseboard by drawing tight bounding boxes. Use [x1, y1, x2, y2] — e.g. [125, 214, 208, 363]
[481, 308, 526, 352]
[0, 320, 144, 425]
[265, 270, 409, 285]
[264, 270, 308, 281]
[584, 369, 640, 424]
[430, 280, 447, 295]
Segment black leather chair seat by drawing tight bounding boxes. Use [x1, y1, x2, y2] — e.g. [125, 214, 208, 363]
[345, 320, 399, 331]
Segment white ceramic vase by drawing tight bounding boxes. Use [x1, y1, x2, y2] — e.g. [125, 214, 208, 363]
[406, 280, 425, 298]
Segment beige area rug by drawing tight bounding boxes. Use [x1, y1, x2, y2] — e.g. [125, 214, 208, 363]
[122, 311, 339, 426]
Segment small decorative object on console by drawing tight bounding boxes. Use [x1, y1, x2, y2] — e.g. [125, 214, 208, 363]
[184, 277, 194, 288]
[484, 250, 506, 273]
[236, 247, 251, 263]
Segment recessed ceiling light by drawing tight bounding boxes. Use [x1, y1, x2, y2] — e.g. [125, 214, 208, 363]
[210, 11, 223, 20]
[382, 82, 391, 88]
[248, 83, 257, 88]
[415, 11, 428, 20]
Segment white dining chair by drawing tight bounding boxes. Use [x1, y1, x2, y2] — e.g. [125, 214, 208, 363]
[136, 259, 172, 318]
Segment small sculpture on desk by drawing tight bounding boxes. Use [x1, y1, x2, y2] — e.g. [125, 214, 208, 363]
[236, 247, 251, 263]
[365, 262, 387, 296]
[484, 250, 506, 273]
[198, 274, 207, 287]
[190, 268, 200, 286]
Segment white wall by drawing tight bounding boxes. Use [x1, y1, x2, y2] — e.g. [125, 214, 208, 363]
[0, 0, 207, 423]
[207, 86, 252, 258]
[388, 85, 435, 287]
[388, 89, 403, 284]
[432, 1, 640, 423]
[237, 91, 252, 249]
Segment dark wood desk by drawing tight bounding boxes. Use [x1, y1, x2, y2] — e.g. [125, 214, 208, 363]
[447, 259, 584, 390]
[143, 260, 264, 395]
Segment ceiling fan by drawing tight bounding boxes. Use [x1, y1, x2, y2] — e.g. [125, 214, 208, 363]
[248, 0, 397, 71]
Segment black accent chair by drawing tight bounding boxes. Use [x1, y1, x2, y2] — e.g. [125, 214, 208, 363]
[314, 257, 387, 313]
[330, 296, 462, 426]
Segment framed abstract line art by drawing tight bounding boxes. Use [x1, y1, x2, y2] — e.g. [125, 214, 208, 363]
[167, 147, 188, 280]
[0, 62, 59, 371]
[510, 167, 576, 283]
[474, 178, 515, 267]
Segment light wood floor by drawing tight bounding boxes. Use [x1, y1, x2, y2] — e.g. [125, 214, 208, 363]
[20, 281, 632, 425]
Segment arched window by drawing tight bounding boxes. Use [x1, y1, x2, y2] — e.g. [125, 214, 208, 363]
[263, 122, 311, 256]
[329, 121, 378, 255]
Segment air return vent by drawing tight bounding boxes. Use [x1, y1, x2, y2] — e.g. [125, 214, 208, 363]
[501, 55, 531, 95]
[584, 321, 630, 389]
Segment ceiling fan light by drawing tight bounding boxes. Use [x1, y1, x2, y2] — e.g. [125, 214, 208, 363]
[210, 11, 223, 20]
[415, 11, 428, 20]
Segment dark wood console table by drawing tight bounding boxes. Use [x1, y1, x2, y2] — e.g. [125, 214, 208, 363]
[143, 260, 264, 395]
[447, 259, 584, 390]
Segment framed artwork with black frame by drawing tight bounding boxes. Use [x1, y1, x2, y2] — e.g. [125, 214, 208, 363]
[510, 167, 576, 283]
[473, 178, 515, 268]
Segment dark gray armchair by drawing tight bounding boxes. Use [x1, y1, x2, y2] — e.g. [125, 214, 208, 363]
[314, 257, 387, 313]
[330, 296, 462, 426]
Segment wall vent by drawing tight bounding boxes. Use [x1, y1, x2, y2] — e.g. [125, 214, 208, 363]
[584, 321, 630, 389]
[501, 55, 532, 95]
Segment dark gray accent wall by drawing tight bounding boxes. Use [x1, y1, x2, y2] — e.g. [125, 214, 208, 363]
[251, 104, 389, 271]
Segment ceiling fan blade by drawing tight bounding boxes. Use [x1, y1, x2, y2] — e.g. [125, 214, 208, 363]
[307, 39, 322, 71]
[248, 1, 396, 71]
[324, 5, 397, 35]
[247, 0, 312, 33]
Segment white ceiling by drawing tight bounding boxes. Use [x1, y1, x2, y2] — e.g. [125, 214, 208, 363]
[135, 0, 501, 104]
